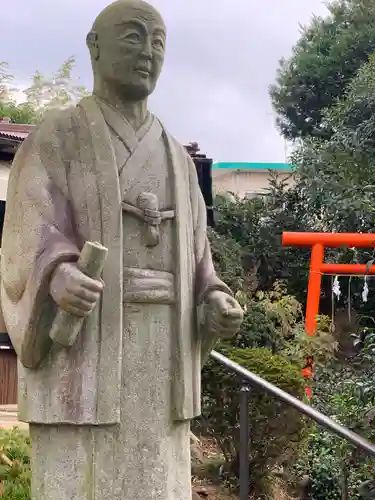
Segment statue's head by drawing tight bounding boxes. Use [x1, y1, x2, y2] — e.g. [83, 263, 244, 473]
[87, 0, 166, 101]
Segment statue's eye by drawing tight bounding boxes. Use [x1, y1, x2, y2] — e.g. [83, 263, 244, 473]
[152, 37, 165, 50]
[123, 31, 142, 43]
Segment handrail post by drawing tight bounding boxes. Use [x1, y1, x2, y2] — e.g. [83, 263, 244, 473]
[240, 382, 250, 500]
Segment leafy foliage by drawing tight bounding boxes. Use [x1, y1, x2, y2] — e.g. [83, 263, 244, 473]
[0, 428, 31, 500]
[208, 170, 368, 499]
[352, 330, 375, 363]
[0, 57, 89, 124]
[24, 56, 88, 117]
[0, 63, 16, 103]
[199, 347, 309, 495]
[229, 282, 305, 352]
[281, 51, 375, 321]
[207, 227, 245, 292]
[211, 183, 311, 304]
[290, 53, 375, 235]
[0, 102, 37, 124]
[270, 0, 375, 140]
[293, 362, 375, 499]
[280, 316, 337, 368]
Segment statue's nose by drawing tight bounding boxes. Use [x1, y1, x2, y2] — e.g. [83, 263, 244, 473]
[140, 38, 153, 59]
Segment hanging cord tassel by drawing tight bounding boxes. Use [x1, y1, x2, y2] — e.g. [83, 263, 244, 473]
[333, 275, 341, 299]
[362, 275, 369, 303]
[331, 275, 342, 333]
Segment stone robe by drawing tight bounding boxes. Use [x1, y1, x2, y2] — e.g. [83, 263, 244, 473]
[0, 96, 232, 499]
[1, 95, 231, 425]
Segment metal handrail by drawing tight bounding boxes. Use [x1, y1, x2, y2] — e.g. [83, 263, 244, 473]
[210, 350, 375, 499]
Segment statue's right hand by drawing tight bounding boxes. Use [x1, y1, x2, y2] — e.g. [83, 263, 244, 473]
[49, 262, 104, 317]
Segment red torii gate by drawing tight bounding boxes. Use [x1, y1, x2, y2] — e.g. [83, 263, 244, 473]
[282, 232, 375, 396]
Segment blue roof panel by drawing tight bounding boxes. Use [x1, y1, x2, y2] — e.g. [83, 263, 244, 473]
[213, 162, 293, 171]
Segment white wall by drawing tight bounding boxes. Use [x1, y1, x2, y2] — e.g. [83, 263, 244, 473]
[0, 163, 10, 201]
[213, 169, 294, 198]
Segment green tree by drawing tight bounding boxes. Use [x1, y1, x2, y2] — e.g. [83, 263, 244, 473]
[285, 51, 375, 323]
[0, 62, 15, 102]
[270, 0, 375, 140]
[0, 56, 89, 123]
[24, 56, 88, 116]
[0, 101, 37, 124]
[211, 180, 311, 304]
[291, 52, 375, 235]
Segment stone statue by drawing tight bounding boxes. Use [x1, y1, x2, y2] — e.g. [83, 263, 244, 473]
[0, 1, 243, 499]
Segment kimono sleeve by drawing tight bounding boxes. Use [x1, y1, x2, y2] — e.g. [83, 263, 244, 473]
[0, 115, 80, 368]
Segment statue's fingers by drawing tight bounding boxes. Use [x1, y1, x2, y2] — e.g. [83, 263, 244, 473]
[217, 317, 242, 334]
[61, 302, 90, 317]
[220, 294, 241, 309]
[226, 295, 240, 307]
[209, 318, 239, 334]
[72, 286, 100, 303]
[222, 308, 243, 319]
[80, 276, 104, 293]
[66, 294, 95, 312]
[207, 318, 222, 332]
[213, 292, 231, 311]
[221, 319, 242, 330]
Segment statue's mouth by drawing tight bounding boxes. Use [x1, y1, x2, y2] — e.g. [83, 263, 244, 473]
[135, 68, 150, 77]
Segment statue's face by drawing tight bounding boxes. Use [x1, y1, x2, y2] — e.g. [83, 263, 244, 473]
[95, 5, 166, 100]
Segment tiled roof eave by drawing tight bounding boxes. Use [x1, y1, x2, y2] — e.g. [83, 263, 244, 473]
[0, 133, 25, 142]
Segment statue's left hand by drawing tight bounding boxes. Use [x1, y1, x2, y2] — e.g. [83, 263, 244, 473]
[205, 291, 243, 339]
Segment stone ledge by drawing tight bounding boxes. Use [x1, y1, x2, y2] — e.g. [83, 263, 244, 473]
[0, 405, 28, 430]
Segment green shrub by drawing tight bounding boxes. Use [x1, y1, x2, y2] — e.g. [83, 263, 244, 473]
[0, 428, 31, 500]
[232, 301, 280, 350]
[293, 363, 375, 500]
[208, 227, 245, 292]
[198, 346, 309, 495]
[228, 282, 307, 353]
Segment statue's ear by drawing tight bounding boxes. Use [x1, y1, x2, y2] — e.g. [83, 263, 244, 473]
[86, 31, 100, 61]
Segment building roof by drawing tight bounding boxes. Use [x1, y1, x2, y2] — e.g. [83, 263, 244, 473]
[0, 128, 294, 173]
[0, 123, 35, 143]
[213, 162, 293, 171]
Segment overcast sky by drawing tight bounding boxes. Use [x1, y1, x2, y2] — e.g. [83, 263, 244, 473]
[2, 0, 328, 162]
